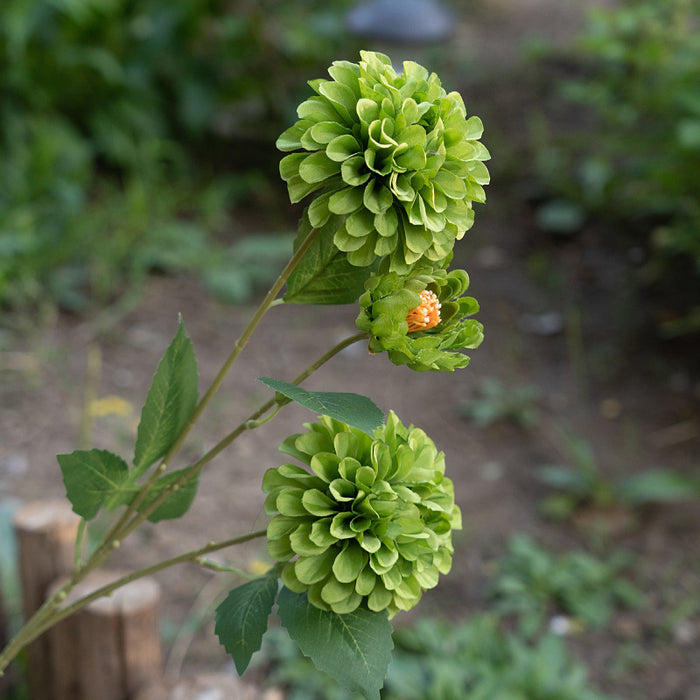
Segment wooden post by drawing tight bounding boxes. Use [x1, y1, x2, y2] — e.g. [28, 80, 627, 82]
[13, 500, 81, 699]
[47, 570, 163, 700]
[0, 587, 15, 697]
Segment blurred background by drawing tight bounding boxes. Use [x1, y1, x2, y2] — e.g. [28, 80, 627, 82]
[0, 0, 698, 325]
[1, 0, 699, 698]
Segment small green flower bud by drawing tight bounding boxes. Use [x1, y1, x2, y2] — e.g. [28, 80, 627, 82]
[356, 259, 484, 371]
[262, 412, 461, 618]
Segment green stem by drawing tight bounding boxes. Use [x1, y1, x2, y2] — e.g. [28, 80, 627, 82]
[0, 530, 266, 669]
[54, 530, 267, 631]
[245, 403, 283, 429]
[83, 227, 321, 576]
[284, 331, 368, 387]
[108, 331, 370, 538]
[161, 226, 322, 464]
[194, 558, 258, 578]
[73, 519, 87, 571]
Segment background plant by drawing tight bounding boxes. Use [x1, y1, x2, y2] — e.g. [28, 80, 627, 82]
[489, 534, 645, 637]
[0, 0, 357, 313]
[251, 608, 619, 699]
[537, 429, 700, 520]
[459, 376, 540, 428]
[530, 0, 700, 333]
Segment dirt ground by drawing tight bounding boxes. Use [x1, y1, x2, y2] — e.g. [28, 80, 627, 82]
[1, 1, 699, 698]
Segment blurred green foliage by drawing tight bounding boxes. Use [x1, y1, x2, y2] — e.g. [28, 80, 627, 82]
[254, 614, 617, 700]
[0, 0, 357, 312]
[460, 376, 541, 429]
[387, 617, 616, 700]
[489, 534, 645, 637]
[247, 535, 647, 698]
[537, 429, 700, 519]
[532, 0, 700, 330]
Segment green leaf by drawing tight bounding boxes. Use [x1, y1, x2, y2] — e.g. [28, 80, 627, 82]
[58, 449, 136, 520]
[356, 98, 380, 124]
[310, 121, 350, 144]
[540, 493, 578, 520]
[133, 318, 198, 476]
[341, 155, 371, 186]
[363, 181, 393, 215]
[276, 122, 307, 151]
[302, 489, 337, 517]
[277, 587, 393, 700]
[464, 115, 484, 139]
[298, 151, 339, 184]
[258, 377, 384, 435]
[139, 467, 201, 522]
[214, 575, 279, 675]
[434, 169, 466, 199]
[326, 134, 361, 162]
[333, 543, 368, 583]
[535, 199, 585, 235]
[537, 465, 596, 494]
[328, 186, 363, 215]
[618, 469, 700, 506]
[317, 81, 356, 123]
[284, 216, 374, 305]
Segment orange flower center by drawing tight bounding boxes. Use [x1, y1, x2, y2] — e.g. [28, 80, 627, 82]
[406, 290, 441, 332]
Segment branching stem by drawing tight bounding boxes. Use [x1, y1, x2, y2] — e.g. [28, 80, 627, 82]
[0, 314, 367, 674]
[80, 227, 322, 579]
[0, 530, 267, 669]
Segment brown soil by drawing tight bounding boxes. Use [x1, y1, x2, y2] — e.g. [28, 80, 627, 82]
[1, 1, 699, 698]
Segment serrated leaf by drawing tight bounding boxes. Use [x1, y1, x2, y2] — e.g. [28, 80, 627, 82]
[215, 576, 279, 675]
[133, 318, 198, 476]
[277, 587, 393, 700]
[258, 377, 384, 435]
[58, 449, 136, 520]
[284, 215, 374, 305]
[139, 467, 201, 522]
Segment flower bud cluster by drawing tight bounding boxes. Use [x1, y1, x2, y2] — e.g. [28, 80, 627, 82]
[277, 51, 489, 372]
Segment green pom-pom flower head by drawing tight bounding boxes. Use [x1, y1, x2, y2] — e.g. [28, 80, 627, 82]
[262, 412, 461, 618]
[277, 51, 490, 273]
[355, 260, 484, 371]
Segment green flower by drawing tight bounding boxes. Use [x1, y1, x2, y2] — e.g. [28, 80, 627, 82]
[355, 260, 484, 371]
[262, 412, 461, 618]
[277, 50, 490, 273]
